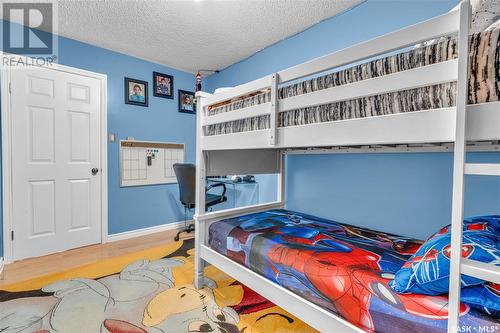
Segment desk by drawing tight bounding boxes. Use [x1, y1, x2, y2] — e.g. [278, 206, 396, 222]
[207, 178, 259, 209]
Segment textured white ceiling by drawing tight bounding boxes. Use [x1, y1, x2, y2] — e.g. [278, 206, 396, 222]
[51, 0, 362, 73]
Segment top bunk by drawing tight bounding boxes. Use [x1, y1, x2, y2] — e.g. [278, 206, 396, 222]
[197, 4, 500, 151]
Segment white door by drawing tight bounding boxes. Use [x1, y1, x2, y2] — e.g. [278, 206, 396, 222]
[9, 64, 103, 260]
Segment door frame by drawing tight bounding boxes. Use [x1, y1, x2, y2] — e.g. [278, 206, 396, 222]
[1, 56, 108, 263]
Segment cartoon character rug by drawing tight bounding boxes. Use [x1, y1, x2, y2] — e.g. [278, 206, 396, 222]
[0, 239, 317, 333]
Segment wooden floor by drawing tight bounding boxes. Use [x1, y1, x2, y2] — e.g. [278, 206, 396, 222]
[0, 228, 193, 287]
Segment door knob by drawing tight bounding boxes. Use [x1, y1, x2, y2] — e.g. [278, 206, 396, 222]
[91, 168, 99, 175]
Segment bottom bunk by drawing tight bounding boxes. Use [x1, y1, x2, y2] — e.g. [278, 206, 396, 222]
[206, 209, 499, 333]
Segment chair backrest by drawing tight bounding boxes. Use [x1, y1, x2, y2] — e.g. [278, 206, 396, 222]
[173, 163, 196, 207]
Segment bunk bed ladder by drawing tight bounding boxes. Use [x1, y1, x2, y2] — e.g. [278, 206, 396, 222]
[447, 1, 500, 332]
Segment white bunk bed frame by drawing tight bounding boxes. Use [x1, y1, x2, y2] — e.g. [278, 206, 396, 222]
[194, 1, 500, 332]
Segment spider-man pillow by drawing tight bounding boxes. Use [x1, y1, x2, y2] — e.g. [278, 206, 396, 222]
[460, 283, 500, 317]
[390, 215, 500, 295]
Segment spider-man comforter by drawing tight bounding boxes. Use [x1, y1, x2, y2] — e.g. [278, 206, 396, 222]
[208, 209, 499, 333]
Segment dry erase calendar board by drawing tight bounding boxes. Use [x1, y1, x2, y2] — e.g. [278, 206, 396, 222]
[120, 140, 185, 187]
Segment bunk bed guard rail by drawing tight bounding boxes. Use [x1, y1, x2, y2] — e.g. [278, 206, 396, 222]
[197, 8, 467, 151]
[199, 73, 279, 149]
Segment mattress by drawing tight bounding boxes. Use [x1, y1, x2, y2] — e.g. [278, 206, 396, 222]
[208, 209, 499, 332]
[204, 29, 499, 136]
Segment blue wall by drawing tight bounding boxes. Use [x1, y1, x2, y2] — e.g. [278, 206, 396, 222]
[1, 23, 197, 256]
[287, 153, 500, 239]
[206, 0, 500, 239]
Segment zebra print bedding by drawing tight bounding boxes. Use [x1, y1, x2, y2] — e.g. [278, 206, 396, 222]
[203, 29, 499, 137]
[208, 90, 272, 116]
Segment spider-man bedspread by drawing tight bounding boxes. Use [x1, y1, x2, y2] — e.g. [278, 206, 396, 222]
[208, 209, 498, 333]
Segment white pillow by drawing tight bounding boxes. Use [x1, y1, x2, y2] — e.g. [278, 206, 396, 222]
[214, 87, 234, 94]
[484, 18, 500, 31]
[451, 0, 500, 33]
[415, 0, 499, 49]
[472, 0, 499, 33]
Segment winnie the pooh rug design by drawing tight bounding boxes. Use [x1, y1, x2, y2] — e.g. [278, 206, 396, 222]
[0, 239, 317, 333]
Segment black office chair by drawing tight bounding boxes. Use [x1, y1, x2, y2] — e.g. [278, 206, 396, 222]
[173, 163, 227, 241]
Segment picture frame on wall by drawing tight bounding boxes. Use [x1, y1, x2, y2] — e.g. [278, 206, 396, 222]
[153, 71, 174, 99]
[125, 77, 148, 107]
[178, 89, 196, 114]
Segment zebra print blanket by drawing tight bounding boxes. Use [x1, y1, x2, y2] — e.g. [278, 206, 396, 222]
[204, 29, 499, 136]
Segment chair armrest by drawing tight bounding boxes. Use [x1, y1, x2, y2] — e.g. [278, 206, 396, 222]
[206, 182, 227, 198]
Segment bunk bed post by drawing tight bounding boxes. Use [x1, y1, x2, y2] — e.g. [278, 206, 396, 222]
[269, 73, 279, 145]
[194, 92, 208, 289]
[278, 150, 286, 206]
[447, 1, 470, 332]
[272, 73, 285, 204]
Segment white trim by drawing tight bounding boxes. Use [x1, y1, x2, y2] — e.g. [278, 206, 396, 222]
[1, 56, 108, 263]
[106, 220, 190, 242]
[1, 59, 13, 264]
[100, 71, 109, 245]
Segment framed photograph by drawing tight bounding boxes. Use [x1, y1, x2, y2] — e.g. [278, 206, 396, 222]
[125, 77, 148, 107]
[153, 72, 174, 99]
[178, 90, 196, 114]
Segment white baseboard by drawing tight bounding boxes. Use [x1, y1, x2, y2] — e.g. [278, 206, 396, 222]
[0, 257, 4, 279]
[106, 220, 193, 243]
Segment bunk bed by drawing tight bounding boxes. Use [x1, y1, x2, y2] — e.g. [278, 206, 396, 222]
[194, 1, 500, 332]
